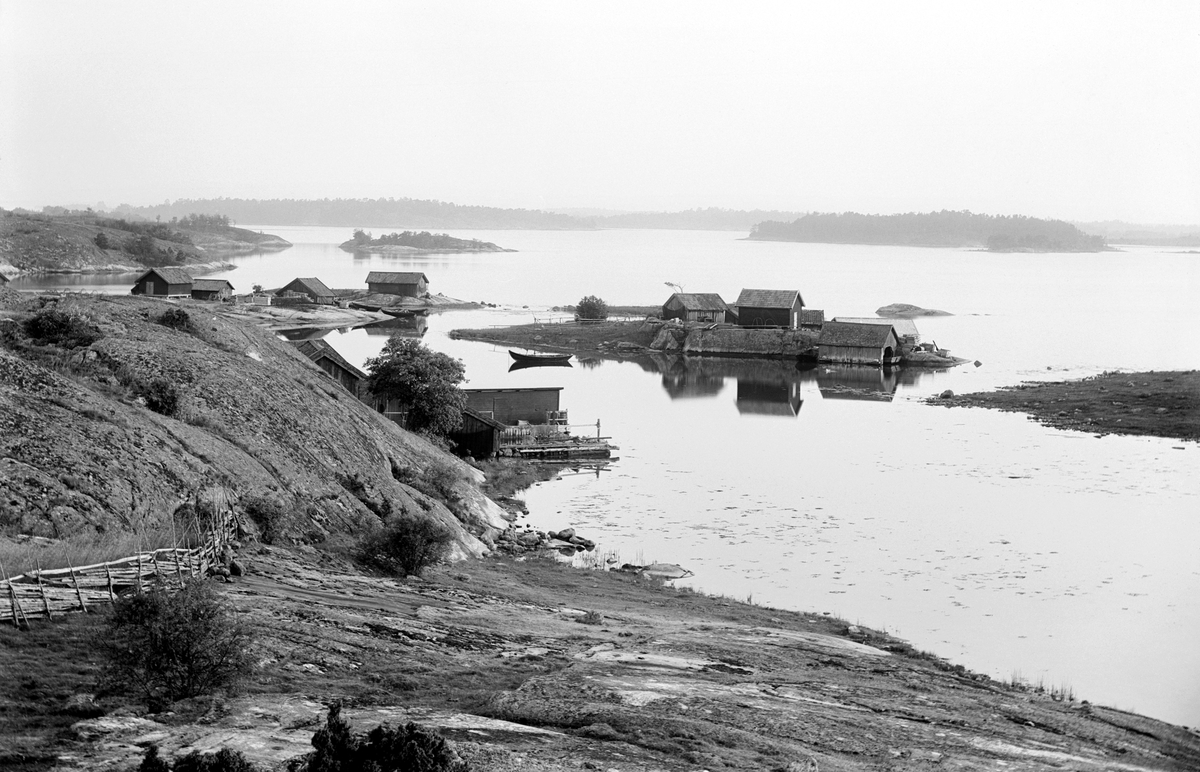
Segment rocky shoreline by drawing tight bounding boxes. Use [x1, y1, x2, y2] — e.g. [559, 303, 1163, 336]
[930, 370, 1200, 442]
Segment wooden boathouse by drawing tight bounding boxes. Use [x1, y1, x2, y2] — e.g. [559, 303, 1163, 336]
[662, 293, 730, 323]
[292, 339, 368, 396]
[131, 267, 193, 297]
[817, 321, 902, 366]
[735, 289, 804, 329]
[190, 278, 235, 301]
[367, 271, 429, 297]
[449, 408, 506, 458]
[277, 277, 335, 304]
[832, 317, 920, 348]
[462, 387, 563, 425]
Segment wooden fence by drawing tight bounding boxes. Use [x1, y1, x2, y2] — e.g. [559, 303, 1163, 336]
[1, 505, 238, 627]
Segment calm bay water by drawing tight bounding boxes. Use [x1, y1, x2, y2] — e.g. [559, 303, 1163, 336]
[18, 226, 1200, 725]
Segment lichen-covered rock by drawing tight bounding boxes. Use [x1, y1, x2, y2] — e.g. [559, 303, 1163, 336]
[0, 293, 501, 557]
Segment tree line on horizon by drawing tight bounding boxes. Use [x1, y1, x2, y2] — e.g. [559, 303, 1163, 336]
[118, 197, 583, 230]
[749, 210, 1108, 251]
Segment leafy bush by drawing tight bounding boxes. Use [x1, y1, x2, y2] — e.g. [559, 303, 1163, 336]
[173, 749, 259, 772]
[358, 515, 454, 577]
[94, 232, 112, 249]
[140, 746, 259, 772]
[243, 494, 293, 545]
[158, 308, 192, 331]
[23, 309, 101, 349]
[98, 579, 254, 710]
[141, 377, 180, 416]
[575, 295, 608, 321]
[297, 703, 467, 772]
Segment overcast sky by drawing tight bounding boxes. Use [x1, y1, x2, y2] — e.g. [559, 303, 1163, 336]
[2, 1, 1198, 222]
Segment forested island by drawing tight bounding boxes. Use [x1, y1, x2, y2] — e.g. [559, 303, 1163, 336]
[588, 207, 805, 230]
[119, 197, 583, 230]
[338, 229, 514, 253]
[749, 210, 1109, 252]
[0, 209, 290, 276]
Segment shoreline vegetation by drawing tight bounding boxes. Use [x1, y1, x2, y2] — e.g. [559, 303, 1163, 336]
[0, 208, 291, 277]
[338, 228, 514, 254]
[932, 370, 1200, 442]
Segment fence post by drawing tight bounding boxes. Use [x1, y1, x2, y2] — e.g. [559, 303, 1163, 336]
[34, 561, 51, 619]
[136, 552, 143, 594]
[68, 559, 88, 613]
[104, 562, 116, 603]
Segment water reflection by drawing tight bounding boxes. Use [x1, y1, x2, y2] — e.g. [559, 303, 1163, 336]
[360, 315, 428, 337]
[736, 378, 803, 416]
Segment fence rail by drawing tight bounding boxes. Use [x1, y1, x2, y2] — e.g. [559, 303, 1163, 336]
[1, 506, 238, 627]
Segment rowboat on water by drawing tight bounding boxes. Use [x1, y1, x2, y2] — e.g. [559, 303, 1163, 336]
[509, 350, 573, 365]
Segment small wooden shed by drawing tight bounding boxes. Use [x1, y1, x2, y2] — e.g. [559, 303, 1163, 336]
[131, 267, 193, 297]
[190, 278, 235, 301]
[462, 387, 563, 425]
[277, 277, 335, 304]
[366, 271, 429, 297]
[817, 321, 901, 366]
[662, 293, 729, 323]
[735, 289, 804, 329]
[449, 408, 506, 458]
[799, 309, 825, 329]
[293, 339, 368, 396]
[832, 317, 920, 346]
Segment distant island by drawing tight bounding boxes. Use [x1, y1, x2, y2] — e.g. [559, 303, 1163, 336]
[0, 209, 290, 276]
[338, 229, 514, 254]
[749, 210, 1109, 252]
[117, 197, 585, 230]
[585, 207, 806, 231]
[1070, 219, 1200, 247]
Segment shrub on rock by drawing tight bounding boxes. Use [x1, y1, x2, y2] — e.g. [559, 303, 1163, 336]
[358, 515, 454, 577]
[98, 579, 254, 710]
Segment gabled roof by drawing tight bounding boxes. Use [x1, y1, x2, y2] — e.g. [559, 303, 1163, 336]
[735, 288, 804, 309]
[832, 317, 919, 338]
[665, 293, 728, 311]
[366, 271, 429, 284]
[462, 407, 506, 430]
[135, 267, 194, 285]
[800, 309, 825, 325]
[280, 277, 334, 297]
[293, 339, 368, 380]
[818, 321, 898, 348]
[191, 279, 235, 291]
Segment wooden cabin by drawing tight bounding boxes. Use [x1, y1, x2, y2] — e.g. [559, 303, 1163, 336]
[462, 387, 563, 425]
[277, 277, 335, 304]
[190, 278, 235, 301]
[817, 321, 901, 366]
[832, 317, 920, 348]
[735, 289, 804, 329]
[366, 271, 429, 297]
[799, 309, 825, 330]
[131, 267, 193, 298]
[449, 408, 505, 459]
[292, 339, 368, 396]
[661, 293, 729, 323]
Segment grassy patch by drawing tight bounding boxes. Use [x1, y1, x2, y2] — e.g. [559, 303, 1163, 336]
[0, 610, 134, 767]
